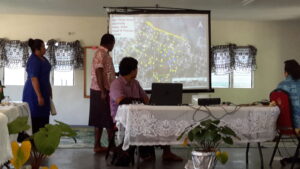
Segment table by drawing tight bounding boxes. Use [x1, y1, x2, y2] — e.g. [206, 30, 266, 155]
[115, 104, 280, 150]
[0, 103, 32, 166]
[115, 105, 280, 169]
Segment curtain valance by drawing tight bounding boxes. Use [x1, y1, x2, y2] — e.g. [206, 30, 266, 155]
[0, 38, 83, 70]
[46, 39, 83, 70]
[211, 44, 257, 74]
[234, 46, 257, 72]
[0, 39, 29, 68]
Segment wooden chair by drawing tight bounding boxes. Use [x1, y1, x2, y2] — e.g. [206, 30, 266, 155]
[269, 89, 300, 169]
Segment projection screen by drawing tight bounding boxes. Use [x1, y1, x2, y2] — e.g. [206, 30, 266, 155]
[109, 11, 211, 92]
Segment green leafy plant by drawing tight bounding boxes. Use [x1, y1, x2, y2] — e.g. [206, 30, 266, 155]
[6, 116, 77, 169]
[178, 119, 239, 164]
[7, 116, 30, 135]
[30, 120, 77, 169]
[5, 116, 31, 169]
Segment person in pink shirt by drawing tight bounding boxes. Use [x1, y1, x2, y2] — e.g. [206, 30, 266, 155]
[110, 57, 183, 161]
[89, 33, 116, 153]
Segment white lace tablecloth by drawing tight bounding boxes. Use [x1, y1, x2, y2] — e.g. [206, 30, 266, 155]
[0, 103, 32, 165]
[115, 105, 280, 150]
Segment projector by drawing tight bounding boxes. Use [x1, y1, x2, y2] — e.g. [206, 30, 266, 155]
[198, 98, 221, 106]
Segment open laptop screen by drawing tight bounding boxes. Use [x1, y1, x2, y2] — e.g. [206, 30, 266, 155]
[150, 83, 183, 105]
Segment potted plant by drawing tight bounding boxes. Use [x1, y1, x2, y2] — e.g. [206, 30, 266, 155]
[6, 116, 31, 169]
[30, 120, 77, 169]
[178, 119, 238, 169]
[7, 116, 77, 169]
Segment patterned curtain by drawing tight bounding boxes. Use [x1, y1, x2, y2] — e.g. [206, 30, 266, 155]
[46, 39, 56, 66]
[0, 39, 5, 67]
[234, 46, 257, 72]
[211, 44, 236, 75]
[46, 40, 83, 70]
[0, 39, 29, 68]
[211, 44, 257, 74]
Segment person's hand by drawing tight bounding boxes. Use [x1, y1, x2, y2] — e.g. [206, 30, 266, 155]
[37, 96, 45, 106]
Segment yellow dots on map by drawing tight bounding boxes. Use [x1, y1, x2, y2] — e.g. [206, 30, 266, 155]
[114, 20, 193, 84]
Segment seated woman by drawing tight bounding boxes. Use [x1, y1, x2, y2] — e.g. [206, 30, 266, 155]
[110, 57, 182, 161]
[277, 59, 300, 131]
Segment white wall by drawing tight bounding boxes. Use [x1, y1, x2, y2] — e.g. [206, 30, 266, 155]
[210, 20, 300, 103]
[0, 14, 107, 125]
[0, 14, 300, 125]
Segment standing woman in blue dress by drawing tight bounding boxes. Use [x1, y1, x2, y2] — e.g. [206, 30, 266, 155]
[23, 39, 52, 133]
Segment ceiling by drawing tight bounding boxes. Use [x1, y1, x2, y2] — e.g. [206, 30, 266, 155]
[1, 0, 300, 21]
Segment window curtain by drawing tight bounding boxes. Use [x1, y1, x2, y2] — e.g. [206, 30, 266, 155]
[234, 46, 257, 72]
[211, 44, 236, 75]
[0, 38, 83, 70]
[211, 44, 257, 74]
[0, 39, 29, 68]
[0, 39, 5, 67]
[46, 39, 83, 70]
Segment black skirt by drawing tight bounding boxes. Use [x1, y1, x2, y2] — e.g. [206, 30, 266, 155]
[88, 89, 113, 128]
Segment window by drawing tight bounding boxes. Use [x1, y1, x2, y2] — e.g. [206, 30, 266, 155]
[53, 68, 74, 86]
[4, 67, 25, 85]
[212, 70, 253, 88]
[233, 70, 252, 88]
[211, 45, 256, 88]
[211, 73, 229, 88]
[4, 67, 74, 86]
[2, 40, 28, 86]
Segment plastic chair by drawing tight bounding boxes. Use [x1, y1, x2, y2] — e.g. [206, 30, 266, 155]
[269, 89, 300, 169]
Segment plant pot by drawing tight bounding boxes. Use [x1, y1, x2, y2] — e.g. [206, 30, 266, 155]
[191, 150, 217, 169]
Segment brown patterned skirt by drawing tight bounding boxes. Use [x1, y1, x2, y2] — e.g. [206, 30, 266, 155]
[88, 89, 113, 128]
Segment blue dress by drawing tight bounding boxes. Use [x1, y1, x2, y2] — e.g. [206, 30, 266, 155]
[277, 76, 300, 128]
[22, 54, 51, 118]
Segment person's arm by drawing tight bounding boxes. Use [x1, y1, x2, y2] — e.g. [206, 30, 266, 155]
[116, 96, 126, 105]
[95, 68, 107, 99]
[110, 80, 126, 105]
[27, 58, 44, 106]
[31, 77, 44, 106]
[143, 95, 150, 104]
[94, 50, 107, 99]
[137, 81, 149, 104]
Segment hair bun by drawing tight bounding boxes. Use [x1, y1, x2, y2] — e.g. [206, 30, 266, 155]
[28, 38, 34, 47]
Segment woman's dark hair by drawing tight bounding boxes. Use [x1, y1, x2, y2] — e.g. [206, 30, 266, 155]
[284, 59, 300, 80]
[100, 34, 115, 45]
[119, 57, 138, 76]
[28, 39, 44, 53]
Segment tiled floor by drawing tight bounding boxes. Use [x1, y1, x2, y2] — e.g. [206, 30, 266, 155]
[41, 147, 300, 169]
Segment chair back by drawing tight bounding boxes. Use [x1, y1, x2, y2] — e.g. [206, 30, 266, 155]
[269, 89, 295, 135]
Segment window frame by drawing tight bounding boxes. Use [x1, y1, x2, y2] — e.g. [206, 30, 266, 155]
[52, 68, 75, 87]
[3, 66, 26, 86]
[212, 70, 254, 88]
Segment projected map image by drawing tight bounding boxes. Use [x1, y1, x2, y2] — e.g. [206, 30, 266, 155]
[110, 14, 209, 90]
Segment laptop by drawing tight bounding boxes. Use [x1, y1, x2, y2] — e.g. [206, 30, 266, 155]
[150, 83, 183, 105]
